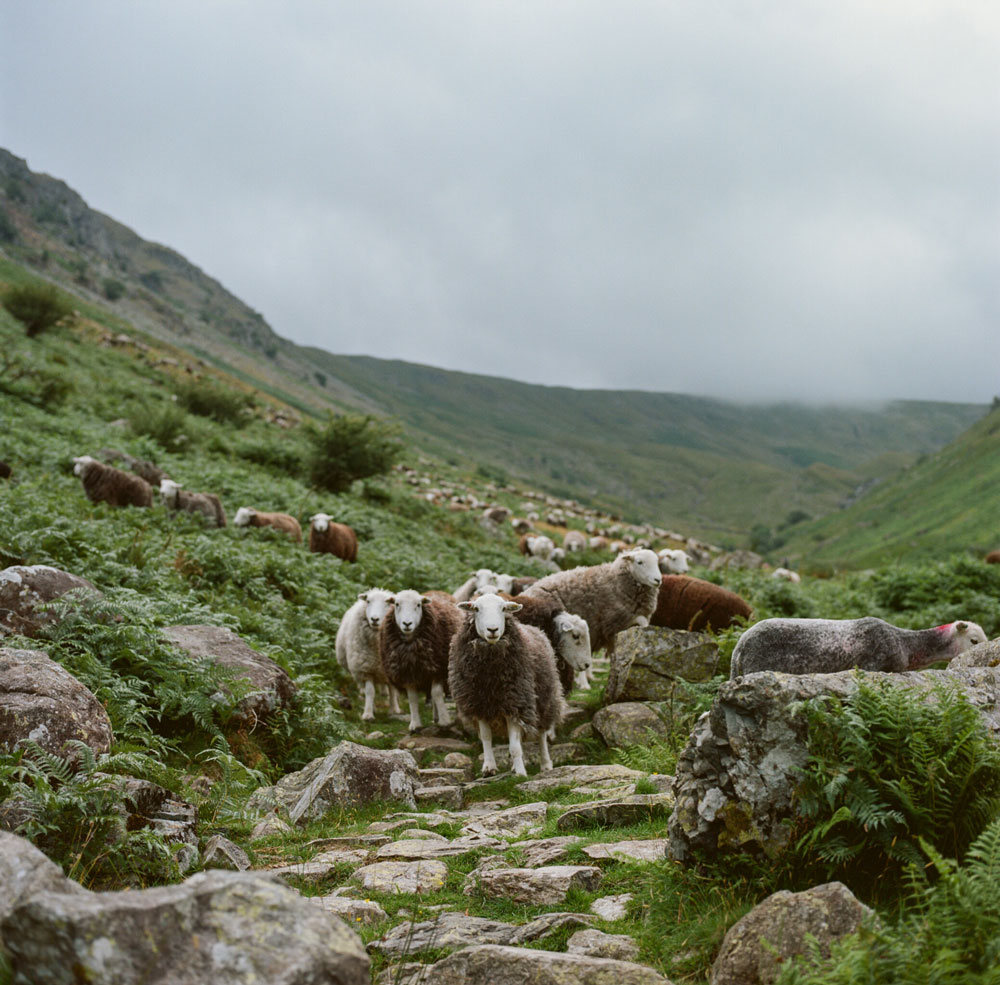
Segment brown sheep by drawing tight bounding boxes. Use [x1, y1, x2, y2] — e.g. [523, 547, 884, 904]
[308, 513, 358, 562]
[986, 550, 1000, 564]
[72, 456, 153, 508]
[233, 507, 302, 542]
[650, 575, 752, 633]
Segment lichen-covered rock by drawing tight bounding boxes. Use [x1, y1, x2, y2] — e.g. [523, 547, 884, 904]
[951, 637, 1000, 669]
[351, 859, 449, 894]
[557, 794, 673, 831]
[202, 834, 250, 871]
[0, 648, 112, 761]
[248, 741, 420, 823]
[1, 869, 369, 985]
[460, 801, 549, 840]
[518, 764, 646, 793]
[606, 627, 721, 703]
[582, 839, 671, 864]
[710, 882, 873, 985]
[0, 565, 99, 637]
[568, 928, 641, 961]
[592, 703, 669, 748]
[466, 864, 602, 904]
[162, 624, 296, 725]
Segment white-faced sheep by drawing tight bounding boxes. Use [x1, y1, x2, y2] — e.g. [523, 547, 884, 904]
[233, 507, 302, 542]
[563, 530, 588, 552]
[657, 548, 690, 574]
[522, 548, 662, 658]
[518, 534, 555, 561]
[73, 456, 153, 508]
[730, 616, 987, 679]
[379, 590, 463, 731]
[335, 589, 402, 720]
[771, 567, 801, 583]
[308, 513, 358, 562]
[449, 593, 566, 776]
[510, 517, 533, 535]
[159, 478, 227, 527]
[453, 568, 502, 602]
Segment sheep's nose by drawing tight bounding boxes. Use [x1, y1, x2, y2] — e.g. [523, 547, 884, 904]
[402, 621, 413, 630]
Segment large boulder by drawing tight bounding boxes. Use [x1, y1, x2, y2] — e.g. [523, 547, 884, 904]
[248, 741, 420, 823]
[710, 882, 873, 985]
[162, 624, 296, 725]
[0, 565, 99, 637]
[0, 648, 112, 761]
[1, 869, 369, 985]
[592, 702, 669, 748]
[668, 666, 1000, 863]
[606, 627, 721, 703]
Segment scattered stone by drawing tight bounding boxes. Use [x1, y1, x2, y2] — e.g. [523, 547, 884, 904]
[375, 836, 499, 860]
[418, 767, 468, 785]
[398, 828, 448, 841]
[710, 881, 874, 985]
[475, 742, 585, 772]
[442, 751, 474, 775]
[305, 833, 392, 850]
[517, 763, 645, 793]
[571, 721, 595, 740]
[557, 794, 674, 831]
[414, 783, 464, 809]
[583, 839, 671, 864]
[397, 734, 473, 753]
[0, 566, 99, 637]
[351, 859, 450, 894]
[592, 702, 669, 748]
[310, 894, 388, 926]
[508, 835, 583, 867]
[466, 864, 602, 904]
[645, 774, 674, 793]
[250, 812, 293, 840]
[568, 928, 641, 961]
[591, 893, 634, 921]
[202, 834, 250, 871]
[461, 801, 549, 840]
[606, 628, 721, 703]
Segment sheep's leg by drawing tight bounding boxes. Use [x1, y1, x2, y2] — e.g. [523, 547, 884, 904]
[361, 679, 376, 721]
[406, 685, 422, 732]
[387, 685, 402, 715]
[430, 681, 451, 727]
[575, 670, 591, 691]
[479, 720, 497, 776]
[632, 615, 649, 628]
[507, 719, 527, 777]
[539, 728, 553, 772]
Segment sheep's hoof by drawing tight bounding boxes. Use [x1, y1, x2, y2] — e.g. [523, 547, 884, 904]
[408, 724, 422, 734]
[513, 764, 528, 778]
[361, 713, 375, 722]
[481, 764, 497, 777]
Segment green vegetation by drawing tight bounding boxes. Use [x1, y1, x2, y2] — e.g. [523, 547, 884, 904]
[305, 412, 403, 493]
[1, 281, 71, 337]
[174, 376, 255, 425]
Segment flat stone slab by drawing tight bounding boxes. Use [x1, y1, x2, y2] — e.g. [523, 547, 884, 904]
[397, 735, 473, 753]
[591, 893, 634, 921]
[305, 834, 391, 850]
[375, 836, 499, 860]
[508, 836, 583, 867]
[517, 764, 645, 793]
[414, 784, 463, 809]
[351, 859, 450, 894]
[310, 895, 388, 926]
[466, 865, 602, 904]
[557, 794, 674, 831]
[568, 928, 641, 961]
[461, 802, 549, 840]
[583, 839, 670, 864]
[265, 850, 370, 881]
[592, 702, 669, 749]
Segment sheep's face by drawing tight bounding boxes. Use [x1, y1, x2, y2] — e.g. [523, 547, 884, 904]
[72, 455, 96, 477]
[359, 588, 393, 630]
[621, 549, 662, 588]
[473, 568, 496, 590]
[458, 593, 522, 644]
[493, 574, 514, 594]
[392, 590, 428, 638]
[159, 478, 181, 506]
[311, 513, 332, 532]
[233, 507, 256, 527]
[531, 536, 555, 560]
[554, 613, 592, 672]
[952, 621, 988, 652]
[658, 549, 690, 574]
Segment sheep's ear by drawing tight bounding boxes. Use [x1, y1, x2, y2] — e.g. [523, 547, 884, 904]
[956, 621, 968, 631]
[358, 592, 369, 602]
[420, 595, 433, 606]
[503, 601, 523, 613]
[385, 595, 395, 605]
[621, 552, 634, 563]
[458, 601, 476, 612]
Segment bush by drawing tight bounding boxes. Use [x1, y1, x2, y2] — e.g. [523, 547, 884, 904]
[102, 278, 126, 301]
[306, 413, 402, 493]
[127, 398, 191, 452]
[1, 282, 72, 337]
[174, 378, 254, 425]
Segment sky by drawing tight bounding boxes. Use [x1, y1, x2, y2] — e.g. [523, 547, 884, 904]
[1, 2, 998, 404]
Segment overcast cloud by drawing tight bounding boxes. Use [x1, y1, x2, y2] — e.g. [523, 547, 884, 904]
[2, 2, 997, 404]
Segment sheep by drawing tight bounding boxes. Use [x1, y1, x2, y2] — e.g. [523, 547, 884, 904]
[985, 550, 1000, 564]
[335, 589, 402, 720]
[159, 478, 227, 527]
[379, 589, 463, 732]
[232, 506, 302, 542]
[453, 568, 500, 602]
[651, 575, 753, 633]
[771, 567, 801, 583]
[308, 513, 358, 562]
[518, 534, 555, 561]
[98, 448, 170, 485]
[657, 548, 690, 574]
[730, 616, 988, 679]
[589, 536, 610, 551]
[522, 548, 662, 658]
[563, 530, 588, 552]
[449, 593, 566, 776]
[509, 576, 538, 596]
[72, 456, 153, 508]
[0, 461, 11, 480]
[510, 517, 533, 535]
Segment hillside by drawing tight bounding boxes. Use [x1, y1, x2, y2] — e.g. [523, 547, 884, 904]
[0, 147, 987, 545]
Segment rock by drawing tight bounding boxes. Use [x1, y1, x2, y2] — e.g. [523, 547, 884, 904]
[398, 828, 447, 841]
[710, 881, 874, 985]
[466, 864, 602, 904]
[461, 801, 549, 840]
[418, 767, 468, 786]
[0, 565, 99, 637]
[442, 751, 474, 775]
[351, 859, 449, 894]
[583, 839, 671, 864]
[592, 703, 670, 748]
[710, 550, 765, 571]
[306, 833, 392, 850]
[508, 835, 583, 867]
[162, 624, 297, 725]
[375, 835, 499, 860]
[518, 764, 646, 793]
[202, 835, 250, 871]
[475, 741, 585, 772]
[310, 894, 388, 926]
[397, 734, 473, 753]
[0, 648, 112, 761]
[668, 667, 1000, 863]
[250, 812, 293, 840]
[952, 637, 1000, 668]
[266, 853, 369, 883]
[1, 869, 369, 985]
[591, 893, 634, 921]
[248, 741, 420, 823]
[408, 943, 672, 984]
[568, 928, 641, 961]
[557, 794, 674, 831]
[414, 783, 464, 809]
[606, 628, 720, 703]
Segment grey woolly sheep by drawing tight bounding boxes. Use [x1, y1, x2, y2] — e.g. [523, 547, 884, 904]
[651, 575, 752, 633]
[308, 513, 358, 562]
[730, 616, 988, 679]
[73, 456, 153, 508]
[335, 588, 401, 720]
[379, 589, 463, 731]
[522, 548, 662, 658]
[159, 478, 227, 527]
[449, 593, 566, 776]
[233, 507, 302, 542]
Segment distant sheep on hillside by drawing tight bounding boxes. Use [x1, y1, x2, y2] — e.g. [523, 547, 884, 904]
[308, 513, 358, 562]
[233, 506, 302, 542]
[73, 456, 153, 508]
[159, 478, 227, 527]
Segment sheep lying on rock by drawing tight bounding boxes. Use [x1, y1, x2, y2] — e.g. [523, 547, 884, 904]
[522, 548, 662, 658]
[651, 575, 752, 633]
[449, 593, 566, 776]
[379, 590, 463, 731]
[335, 589, 401, 720]
[657, 548, 690, 574]
[730, 616, 988, 679]
[159, 478, 227, 527]
[233, 507, 302, 542]
[73, 456, 153, 508]
[308, 513, 358, 562]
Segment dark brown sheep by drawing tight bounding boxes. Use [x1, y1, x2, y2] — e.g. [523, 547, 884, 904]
[650, 575, 753, 633]
[0, 461, 11, 480]
[73, 456, 153, 508]
[986, 550, 1000, 564]
[308, 513, 358, 562]
[509, 576, 538, 595]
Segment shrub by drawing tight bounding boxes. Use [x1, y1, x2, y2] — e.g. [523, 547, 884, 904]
[127, 398, 191, 452]
[1, 282, 72, 337]
[102, 278, 126, 301]
[174, 378, 254, 425]
[306, 413, 402, 493]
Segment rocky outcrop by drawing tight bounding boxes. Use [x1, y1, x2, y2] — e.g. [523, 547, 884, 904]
[606, 627, 721, 703]
[0, 566, 99, 638]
